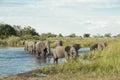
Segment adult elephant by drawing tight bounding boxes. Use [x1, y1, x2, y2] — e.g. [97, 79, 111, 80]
[98, 42, 108, 50]
[53, 44, 80, 64]
[90, 43, 98, 51]
[54, 40, 63, 47]
[101, 42, 107, 48]
[23, 41, 29, 51]
[90, 42, 107, 51]
[53, 46, 71, 64]
[69, 43, 81, 58]
[35, 41, 50, 57]
[27, 41, 36, 54]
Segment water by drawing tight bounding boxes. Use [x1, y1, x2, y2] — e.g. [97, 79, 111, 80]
[0, 47, 90, 76]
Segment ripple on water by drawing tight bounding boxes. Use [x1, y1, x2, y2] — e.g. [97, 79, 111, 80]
[0, 47, 90, 76]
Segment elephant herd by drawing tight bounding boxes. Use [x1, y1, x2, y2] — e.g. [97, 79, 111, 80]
[23, 40, 108, 64]
[23, 40, 81, 64]
[23, 40, 50, 57]
[90, 42, 108, 51]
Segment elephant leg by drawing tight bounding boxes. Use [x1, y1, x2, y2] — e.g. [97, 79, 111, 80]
[44, 48, 47, 57]
[56, 58, 58, 64]
[54, 58, 56, 64]
[38, 52, 41, 56]
[54, 58, 58, 64]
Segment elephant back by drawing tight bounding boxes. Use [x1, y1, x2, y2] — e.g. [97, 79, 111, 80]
[53, 46, 66, 58]
[36, 41, 45, 50]
[101, 42, 107, 48]
[90, 43, 98, 51]
[54, 40, 63, 47]
[69, 43, 81, 51]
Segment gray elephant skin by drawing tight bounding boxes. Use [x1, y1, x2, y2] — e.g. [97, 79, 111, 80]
[27, 41, 36, 54]
[35, 41, 50, 57]
[90, 42, 107, 51]
[23, 41, 29, 51]
[69, 44, 81, 57]
[90, 43, 98, 51]
[54, 40, 63, 47]
[53, 46, 71, 64]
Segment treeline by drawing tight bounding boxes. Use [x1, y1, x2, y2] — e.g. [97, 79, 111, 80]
[0, 23, 120, 40]
[0, 23, 38, 39]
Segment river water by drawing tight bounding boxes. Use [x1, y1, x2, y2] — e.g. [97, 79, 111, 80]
[0, 47, 90, 76]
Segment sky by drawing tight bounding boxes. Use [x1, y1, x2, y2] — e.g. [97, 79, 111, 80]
[0, 0, 120, 36]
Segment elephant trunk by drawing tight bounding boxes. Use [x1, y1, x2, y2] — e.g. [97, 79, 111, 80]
[45, 41, 50, 56]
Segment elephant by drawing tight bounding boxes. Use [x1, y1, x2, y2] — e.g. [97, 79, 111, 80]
[54, 40, 63, 47]
[100, 42, 107, 48]
[27, 41, 36, 54]
[90, 43, 99, 51]
[69, 43, 81, 58]
[23, 41, 29, 51]
[90, 42, 108, 51]
[98, 42, 108, 50]
[35, 41, 50, 57]
[53, 46, 71, 64]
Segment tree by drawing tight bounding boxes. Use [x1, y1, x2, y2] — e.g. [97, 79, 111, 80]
[40, 32, 57, 38]
[23, 26, 39, 36]
[83, 33, 90, 38]
[57, 33, 63, 37]
[92, 34, 103, 38]
[13, 25, 24, 36]
[0, 23, 16, 38]
[68, 33, 76, 37]
[104, 33, 111, 37]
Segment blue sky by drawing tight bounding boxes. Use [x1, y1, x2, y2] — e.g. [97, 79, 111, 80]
[0, 0, 120, 36]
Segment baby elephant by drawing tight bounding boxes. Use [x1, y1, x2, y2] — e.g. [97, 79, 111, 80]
[53, 46, 71, 64]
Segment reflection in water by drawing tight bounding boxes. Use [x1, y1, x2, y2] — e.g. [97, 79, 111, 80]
[36, 56, 52, 65]
[0, 47, 90, 76]
[36, 57, 47, 64]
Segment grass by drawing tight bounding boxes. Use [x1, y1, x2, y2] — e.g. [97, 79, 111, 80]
[47, 37, 115, 47]
[0, 36, 117, 48]
[38, 41, 120, 80]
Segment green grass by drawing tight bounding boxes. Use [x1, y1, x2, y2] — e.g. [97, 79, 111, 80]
[24, 39, 120, 79]
[0, 36, 118, 48]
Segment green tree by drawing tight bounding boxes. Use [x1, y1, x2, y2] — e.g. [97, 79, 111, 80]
[68, 33, 76, 37]
[57, 33, 63, 37]
[0, 23, 16, 38]
[92, 34, 103, 38]
[13, 25, 24, 36]
[83, 33, 90, 38]
[23, 26, 39, 36]
[104, 33, 111, 37]
[40, 32, 57, 38]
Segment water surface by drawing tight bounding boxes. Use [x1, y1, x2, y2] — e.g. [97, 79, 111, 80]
[0, 47, 90, 76]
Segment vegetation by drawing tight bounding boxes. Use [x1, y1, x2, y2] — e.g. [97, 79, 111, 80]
[83, 33, 90, 38]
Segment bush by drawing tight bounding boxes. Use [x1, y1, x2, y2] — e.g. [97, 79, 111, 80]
[7, 36, 21, 47]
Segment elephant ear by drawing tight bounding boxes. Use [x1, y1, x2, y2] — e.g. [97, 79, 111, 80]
[65, 46, 71, 52]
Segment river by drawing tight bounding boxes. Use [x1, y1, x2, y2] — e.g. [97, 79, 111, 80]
[0, 47, 90, 76]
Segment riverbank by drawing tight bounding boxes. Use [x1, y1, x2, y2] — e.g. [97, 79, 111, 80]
[1, 61, 120, 80]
